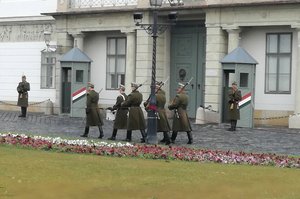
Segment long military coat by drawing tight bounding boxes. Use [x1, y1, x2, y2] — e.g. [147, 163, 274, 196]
[122, 90, 146, 131]
[17, 81, 30, 107]
[228, 88, 242, 120]
[86, 90, 103, 127]
[156, 89, 171, 132]
[112, 93, 128, 129]
[168, 93, 192, 132]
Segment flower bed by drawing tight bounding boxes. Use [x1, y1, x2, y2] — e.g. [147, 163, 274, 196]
[1, 133, 299, 168]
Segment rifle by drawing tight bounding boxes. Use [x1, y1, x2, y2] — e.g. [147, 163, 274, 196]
[144, 77, 169, 106]
[98, 88, 103, 95]
[178, 77, 193, 93]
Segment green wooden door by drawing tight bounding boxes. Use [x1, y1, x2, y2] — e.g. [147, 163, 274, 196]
[170, 26, 206, 118]
[61, 67, 71, 114]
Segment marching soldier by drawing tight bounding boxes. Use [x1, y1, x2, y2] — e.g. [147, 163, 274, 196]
[228, 81, 242, 131]
[80, 83, 104, 138]
[107, 84, 128, 140]
[17, 75, 30, 117]
[121, 82, 146, 143]
[168, 82, 193, 144]
[144, 81, 171, 145]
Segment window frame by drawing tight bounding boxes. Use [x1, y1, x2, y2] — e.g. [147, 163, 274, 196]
[265, 32, 292, 94]
[41, 51, 56, 89]
[106, 37, 127, 90]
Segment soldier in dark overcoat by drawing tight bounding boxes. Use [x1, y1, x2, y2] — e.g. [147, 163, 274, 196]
[228, 81, 242, 131]
[80, 83, 104, 138]
[17, 75, 30, 117]
[107, 84, 128, 140]
[168, 83, 193, 144]
[144, 82, 171, 145]
[121, 82, 146, 142]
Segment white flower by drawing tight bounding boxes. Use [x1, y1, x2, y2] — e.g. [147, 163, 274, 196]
[0, 133, 134, 148]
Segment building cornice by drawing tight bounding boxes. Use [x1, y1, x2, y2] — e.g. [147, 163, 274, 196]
[0, 16, 54, 23]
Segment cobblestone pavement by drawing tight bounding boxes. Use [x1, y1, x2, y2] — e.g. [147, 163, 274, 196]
[1, 110, 300, 156]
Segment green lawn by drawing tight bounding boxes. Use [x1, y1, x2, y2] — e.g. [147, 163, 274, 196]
[0, 145, 299, 199]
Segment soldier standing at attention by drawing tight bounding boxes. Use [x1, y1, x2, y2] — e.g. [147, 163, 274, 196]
[121, 82, 146, 143]
[168, 83, 193, 144]
[17, 75, 30, 117]
[228, 81, 242, 131]
[80, 83, 104, 138]
[107, 84, 128, 140]
[144, 81, 171, 145]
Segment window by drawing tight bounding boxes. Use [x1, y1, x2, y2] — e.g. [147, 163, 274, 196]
[240, 73, 248, 88]
[41, 51, 56, 89]
[265, 33, 292, 94]
[76, 70, 84, 83]
[106, 37, 126, 89]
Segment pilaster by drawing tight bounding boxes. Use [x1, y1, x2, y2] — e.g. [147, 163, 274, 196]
[223, 26, 241, 53]
[289, 26, 300, 128]
[204, 25, 227, 116]
[123, 30, 137, 91]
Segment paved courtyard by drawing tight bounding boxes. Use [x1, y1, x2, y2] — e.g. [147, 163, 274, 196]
[1, 110, 300, 156]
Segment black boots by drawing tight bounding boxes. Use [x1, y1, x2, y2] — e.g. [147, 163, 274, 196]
[80, 126, 104, 138]
[124, 130, 132, 142]
[80, 126, 89, 137]
[98, 126, 104, 139]
[123, 130, 146, 143]
[233, 120, 237, 131]
[187, 131, 193, 144]
[171, 131, 193, 144]
[19, 107, 27, 117]
[163, 132, 171, 145]
[140, 130, 146, 143]
[108, 129, 118, 140]
[228, 120, 237, 131]
[171, 131, 178, 144]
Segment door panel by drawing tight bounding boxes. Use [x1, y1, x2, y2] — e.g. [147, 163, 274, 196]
[222, 70, 235, 122]
[171, 33, 197, 117]
[171, 26, 205, 118]
[61, 67, 71, 113]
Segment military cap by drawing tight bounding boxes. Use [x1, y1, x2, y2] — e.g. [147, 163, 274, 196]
[155, 81, 163, 87]
[119, 84, 125, 91]
[131, 82, 139, 88]
[88, 82, 94, 88]
[232, 81, 237, 86]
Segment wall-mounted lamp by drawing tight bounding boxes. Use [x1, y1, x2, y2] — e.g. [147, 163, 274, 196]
[168, 11, 178, 21]
[133, 12, 143, 25]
